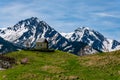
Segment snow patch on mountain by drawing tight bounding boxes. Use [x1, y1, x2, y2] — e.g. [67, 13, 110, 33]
[0, 24, 28, 42]
[60, 32, 73, 39]
[113, 45, 120, 51]
[102, 39, 113, 52]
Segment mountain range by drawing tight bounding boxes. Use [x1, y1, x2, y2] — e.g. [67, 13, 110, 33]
[61, 27, 120, 52]
[0, 17, 120, 55]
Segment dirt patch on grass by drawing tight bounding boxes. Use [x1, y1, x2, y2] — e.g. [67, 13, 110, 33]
[18, 73, 39, 80]
[41, 65, 64, 74]
[118, 71, 120, 75]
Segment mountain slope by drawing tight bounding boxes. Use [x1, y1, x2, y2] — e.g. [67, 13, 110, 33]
[61, 27, 120, 52]
[0, 17, 87, 55]
[0, 50, 120, 80]
[0, 37, 20, 54]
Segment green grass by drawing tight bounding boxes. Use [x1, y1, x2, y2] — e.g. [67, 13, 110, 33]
[0, 50, 120, 80]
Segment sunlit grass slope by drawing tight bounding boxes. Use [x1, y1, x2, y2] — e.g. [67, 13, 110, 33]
[0, 50, 120, 80]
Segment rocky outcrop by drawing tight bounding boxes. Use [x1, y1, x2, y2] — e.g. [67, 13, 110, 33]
[0, 55, 15, 69]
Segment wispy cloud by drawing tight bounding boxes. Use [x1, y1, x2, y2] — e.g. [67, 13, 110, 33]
[93, 12, 120, 18]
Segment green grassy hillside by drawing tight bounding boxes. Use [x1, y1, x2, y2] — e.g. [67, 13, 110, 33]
[0, 50, 120, 80]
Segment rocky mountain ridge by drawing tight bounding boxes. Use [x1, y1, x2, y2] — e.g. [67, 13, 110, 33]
[0, 17, 120, 55]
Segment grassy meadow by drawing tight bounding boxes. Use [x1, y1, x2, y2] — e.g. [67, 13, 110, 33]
[0, 50, 120, 80]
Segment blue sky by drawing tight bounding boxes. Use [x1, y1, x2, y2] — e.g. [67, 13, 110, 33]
[0, 0, 120, 41]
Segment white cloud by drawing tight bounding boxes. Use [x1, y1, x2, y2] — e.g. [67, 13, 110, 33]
[93, 12, 120, 18]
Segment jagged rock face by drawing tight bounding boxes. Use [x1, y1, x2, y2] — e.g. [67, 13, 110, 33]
[63, 27, 120, 52]
[78, 45, 98, 56]
[0, 17, 86, 54]
[112, 40, 120, 49]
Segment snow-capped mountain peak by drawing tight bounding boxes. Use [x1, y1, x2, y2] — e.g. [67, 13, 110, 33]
[0, 17, 120, 55]
[0, 17, 51, 42]
[76, 27, 90, 31]
[65, 27, 120, 52]
[61, 26, 120, 52]
[0, 17, 80, 54]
